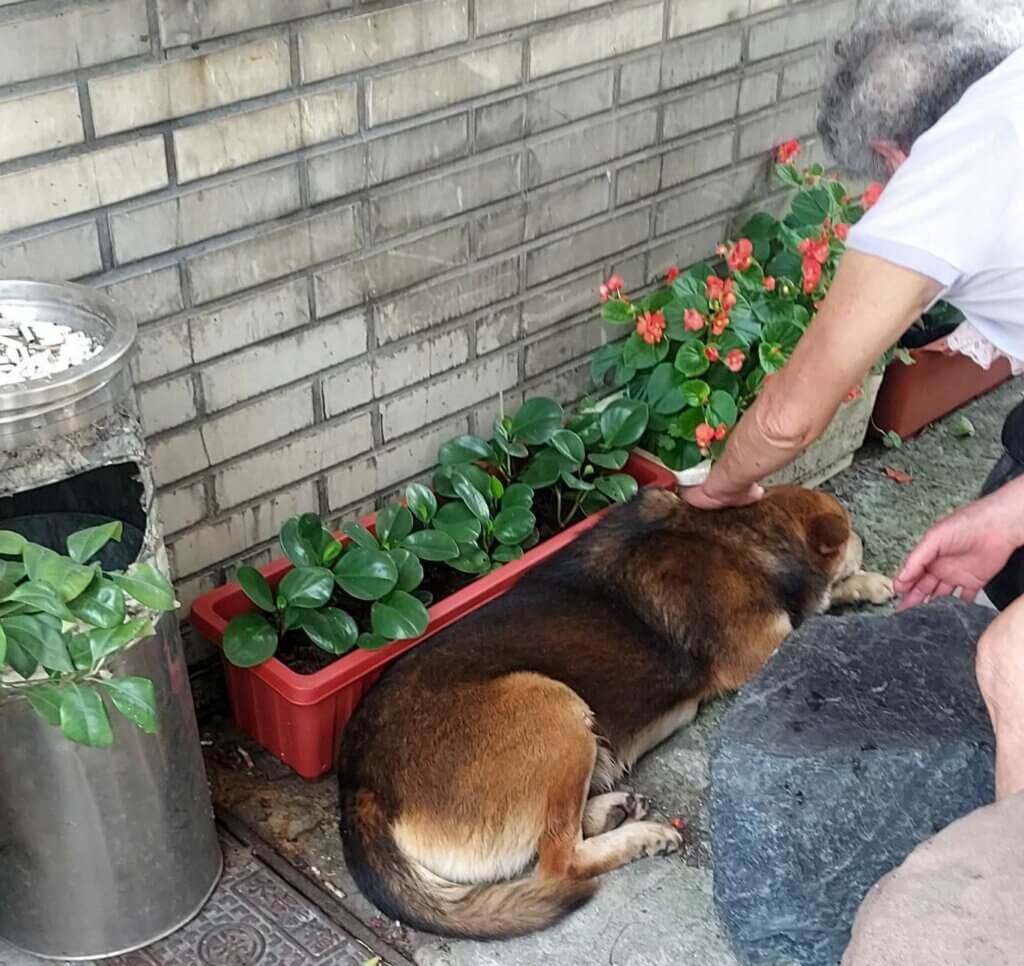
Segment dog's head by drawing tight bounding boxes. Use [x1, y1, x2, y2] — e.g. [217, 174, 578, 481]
[760, 486, 863, 586]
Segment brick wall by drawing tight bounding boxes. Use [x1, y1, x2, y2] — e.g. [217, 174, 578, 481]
[0, 0, 854, 618]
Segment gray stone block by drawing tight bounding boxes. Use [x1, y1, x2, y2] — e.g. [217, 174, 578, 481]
[711, 599, 997, 966]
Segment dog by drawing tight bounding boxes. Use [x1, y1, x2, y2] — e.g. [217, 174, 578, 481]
[337, 486, 893, 940]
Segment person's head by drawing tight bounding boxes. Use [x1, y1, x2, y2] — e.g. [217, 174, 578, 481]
[819, 0, 1024, 179]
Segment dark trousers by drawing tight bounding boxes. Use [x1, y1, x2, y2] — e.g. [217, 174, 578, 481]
[981, 399, 1024, 610]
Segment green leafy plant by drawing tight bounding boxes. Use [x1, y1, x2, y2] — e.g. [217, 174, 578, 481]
[0, 523, 177, 748]
[593, 139, 909, 472]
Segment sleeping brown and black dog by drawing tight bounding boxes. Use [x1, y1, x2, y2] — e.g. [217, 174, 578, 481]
[338, 486, 893, 940]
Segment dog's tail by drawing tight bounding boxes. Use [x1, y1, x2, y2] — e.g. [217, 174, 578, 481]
[342, 789, 596, 940]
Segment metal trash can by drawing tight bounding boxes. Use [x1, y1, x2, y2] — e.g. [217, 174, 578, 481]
[0, 281, 221, 960]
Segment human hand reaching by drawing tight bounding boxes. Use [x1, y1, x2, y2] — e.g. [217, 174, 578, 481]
[895, 489, 1024, 609]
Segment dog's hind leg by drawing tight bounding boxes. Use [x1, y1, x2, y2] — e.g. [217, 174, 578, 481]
[582, 792, 650, 837]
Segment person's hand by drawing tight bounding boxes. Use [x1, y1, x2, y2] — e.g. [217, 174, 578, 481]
[683, 479, 764, 510]
[895, 494, 1023, 609]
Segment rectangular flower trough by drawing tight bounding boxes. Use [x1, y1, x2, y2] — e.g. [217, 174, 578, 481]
[190, 454, 675, 780]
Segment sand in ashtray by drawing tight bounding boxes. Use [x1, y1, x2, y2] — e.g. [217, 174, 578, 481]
[0, 315, 102, 387]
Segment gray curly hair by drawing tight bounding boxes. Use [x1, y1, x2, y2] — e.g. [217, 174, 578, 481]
[819, 0, 1024, 178]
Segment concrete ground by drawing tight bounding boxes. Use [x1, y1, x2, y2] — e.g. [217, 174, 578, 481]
[6, 379, 1017, 966]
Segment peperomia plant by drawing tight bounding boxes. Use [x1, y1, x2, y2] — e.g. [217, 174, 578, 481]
[0, 523, 177, 748]
[223, 488, 460, 668]
[592, 139, 902, 472]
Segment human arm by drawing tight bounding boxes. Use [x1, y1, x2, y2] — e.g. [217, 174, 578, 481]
[684, 250, 942, 509]
[895, 474, 1024, 609]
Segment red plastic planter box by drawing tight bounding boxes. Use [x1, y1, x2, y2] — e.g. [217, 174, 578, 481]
[190, 454, 676, 780]
[873, 347, 1012, 440]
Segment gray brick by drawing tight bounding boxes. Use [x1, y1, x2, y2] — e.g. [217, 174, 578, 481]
[529, 3, 663, 80]
[0, 222, 101, 281]
[740, 71, 780, 114]
[187, 205, 361, 304]
[100, 266, 184, 324]
[738, 94, 817, 158]
[476, 0, 605, 34]
[476, 172, 610, 257]
[111, 165, 302, 264]
[669, 0, 746, 37]
[156, 0, 352, 46]
[138, 375, 196, 435]
[475, 98, 524, 151]
[526, 209, 649, 286]
[214, 413, 373, 509]
[367, 43, 522, 127]
[0, 138, 168, 234]
[663, 80, 739, 139]
[661, 128, 734, 188]
[781, 50, 825, 99]
[471, 390, 525, 440]
[0, 87, 82, 163]
[655, 162, 762, 236]
[645, 219, 727, 283]
[369, 114, 469, 185]
[370, 154, 522, 243]
[525, 357, 592, 405]
[150, 428, 209, 488]
[314, 223, 469, 316]
[200, 313, 366, 411]
[201, 382, 316, 464]
[373, 328, 470, 397]
[524, 318, 606, 378]
[376, 256, 519, 344]
[476, 306, 522, 354]
[189, 278, 310, 363]
[527, 108, 658, 187]
[299, 0, 468, 82]
[620, 53, 661, 104]
[158, 481, 207, 536]
[616, 156, 662, 205]
[89, 38, 291, 137]
[662, 27, 743, 91]
[307, 142, 367, 204]
[749, 2, 851, 60]
[133, 319, 192, 383]
[0, 0, 148, 86]
[522, 269, 603, 334]
[526, 69, 614, 135]
[174, 87, 358, 183]
[382, 352, 518, 440]
[322, 360, 373, 418]
[751, 0, 787, 10]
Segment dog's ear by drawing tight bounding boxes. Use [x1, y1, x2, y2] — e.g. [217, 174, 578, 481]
[807, 512, 849, 558]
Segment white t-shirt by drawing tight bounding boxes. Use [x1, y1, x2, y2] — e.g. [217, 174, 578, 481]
[846, 46, 1024, 372]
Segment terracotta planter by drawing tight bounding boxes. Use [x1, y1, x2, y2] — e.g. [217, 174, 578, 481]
[190, 454, 676, 780]
[873, 348, 1012, 440]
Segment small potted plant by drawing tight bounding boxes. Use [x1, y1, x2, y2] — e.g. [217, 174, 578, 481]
[592, 141, 900, 487]
[190, 396, 675, 780]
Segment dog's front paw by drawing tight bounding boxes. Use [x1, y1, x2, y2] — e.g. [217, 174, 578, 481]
[634, 822, 684, 859]
[833, 572, 895, 606]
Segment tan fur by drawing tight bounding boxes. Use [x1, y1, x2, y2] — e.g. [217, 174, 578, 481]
[338, 486, 893, 940]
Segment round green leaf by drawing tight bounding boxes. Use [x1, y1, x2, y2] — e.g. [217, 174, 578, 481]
[600, 399, 649, 448]
[400, 529, 461, 562]
[297, 607, 359, 656]
[68, 576, 126, 629]
[405, 483, 438, 524]
[388, 548, 424, 592]
[681, 379, 711, 407]
[447, 548, 491, 574]
[438, 434, 493, 466]
[517, 449, 565, 489]
[707, 390, 739, 428]
[501, 483, 534, 510]
[431, 503, 482, 545]
[66, 521, 122, 565]
[549, 430, 585, 468]
[643, 362, 676, 406]
[596, 474, 639, 504]
[0, 530, 26, 556]
[371, 590, 430, 641]
[110, 562, 176, 612]
[674, 407, 706, 443]
[278, 566, 335, 609]
[24, 683, 61, 726]
[357, 633, 393, 651]
[334, 548, 399, 600]
[492, 544, 524, 564]
[223, 613, 279, 668]
[101, 677, 158, 735]
[588, 449, 629, 471]
[279, 517, 319, 567]
[510, 397, 564, 445]
[60, 685, 113, 748]
[342, 521, 379, 550]
[452, 468, 491, 523]
[493, 507, 536, 546]
[238, 566, 275, 612]
[675, 341, 710, 378]
[376, 504, 414, 547]
[560, 471, 595, 492]
[622, 331, 670, 371]
[492, 432, 529, 460]
[759, 341, 787, 374]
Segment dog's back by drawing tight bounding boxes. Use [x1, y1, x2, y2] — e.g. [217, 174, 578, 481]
[339, 487, 856, 939]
